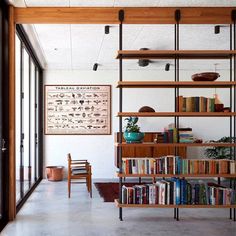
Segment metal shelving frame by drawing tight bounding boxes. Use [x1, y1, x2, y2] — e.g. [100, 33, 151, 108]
[117, 9, 236, 222]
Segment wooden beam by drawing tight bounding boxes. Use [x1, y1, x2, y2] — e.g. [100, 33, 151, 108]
[8, 5, 16, 221]
[14, 7, 236, 24]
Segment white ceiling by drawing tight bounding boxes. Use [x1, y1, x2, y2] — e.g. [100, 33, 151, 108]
[11, 0, 236, 7]
[27, 23, 231, 71]
[15, 0, 235, 71]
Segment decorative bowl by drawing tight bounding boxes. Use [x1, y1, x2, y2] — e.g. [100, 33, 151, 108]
[138, 106, 155, 112]
[191, 72, 220, 81]
[123, 132, 145, 143]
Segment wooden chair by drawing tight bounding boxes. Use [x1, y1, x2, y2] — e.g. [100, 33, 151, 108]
[67, 153, 92, 198]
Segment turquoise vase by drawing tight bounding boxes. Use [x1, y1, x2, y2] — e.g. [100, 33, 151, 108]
[123, 132, 145, 143]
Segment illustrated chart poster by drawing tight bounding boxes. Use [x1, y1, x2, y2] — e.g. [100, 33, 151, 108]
[45, 85, 111, 135]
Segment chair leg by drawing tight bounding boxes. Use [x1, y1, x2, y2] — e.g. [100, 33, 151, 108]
[90, 176, 92, 198]
[86, 177, 89, 191]
[68, 179, 71, 198]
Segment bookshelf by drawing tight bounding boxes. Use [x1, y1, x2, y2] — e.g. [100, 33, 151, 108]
[116, 10, 236, 221]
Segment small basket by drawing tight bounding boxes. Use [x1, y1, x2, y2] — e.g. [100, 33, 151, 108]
[46, 166, 64, 181]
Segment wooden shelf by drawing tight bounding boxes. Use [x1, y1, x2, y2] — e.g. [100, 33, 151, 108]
[117, 81, 236, 88]
[115, 199, 236, 208]
[115, 142, 236, 147]
[117, 112, 236, 117]
[116, 173, 236, 178]
[116, 50, 236, 60]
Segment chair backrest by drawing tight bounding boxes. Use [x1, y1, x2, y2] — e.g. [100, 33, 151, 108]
[67, 153, 91, 175]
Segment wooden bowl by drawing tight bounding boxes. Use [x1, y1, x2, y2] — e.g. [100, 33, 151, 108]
[191, 72, 220, 81]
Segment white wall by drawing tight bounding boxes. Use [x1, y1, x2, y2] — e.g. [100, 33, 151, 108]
[44, 69, 232, 178]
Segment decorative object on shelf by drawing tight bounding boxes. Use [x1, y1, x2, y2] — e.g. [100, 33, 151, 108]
[138, 106, 155, 112]
[223, 107, 231, 112]
[193, 139, 203, 143]
[214, 93, 224, 112]
[205, 136, 236, 159]
[123, 117, 144, 143]
[191, 72, 220, 81]
[44, 85, 111, 135]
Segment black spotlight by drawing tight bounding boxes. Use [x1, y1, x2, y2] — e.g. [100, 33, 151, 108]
[165, 63, 170, 71]
[93, 63, 98, 71]
[138, 48, 149, 67]
[105, 25, 110, 34]
[215, 25, 220, 34]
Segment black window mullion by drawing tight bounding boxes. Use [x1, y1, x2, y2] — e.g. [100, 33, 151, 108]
[34, 67, 37, 181]
[19, 42, 24, 200]
[28, 58, 31, 188]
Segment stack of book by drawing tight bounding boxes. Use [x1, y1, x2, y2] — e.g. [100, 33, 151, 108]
[178, 128, 194, 143]
[122, 156, 236, 175]
[121, 180, 236, 205]
[176, 96, 215, 112]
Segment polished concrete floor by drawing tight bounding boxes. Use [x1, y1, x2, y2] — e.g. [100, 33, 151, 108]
[1, 180, 236, 236]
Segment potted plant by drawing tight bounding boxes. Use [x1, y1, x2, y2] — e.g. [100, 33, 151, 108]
[123, 117, 145, 143]
[204, 136, 235, 159]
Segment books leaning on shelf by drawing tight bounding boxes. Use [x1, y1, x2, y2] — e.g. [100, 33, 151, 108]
[176, 95, 215, 112]
[121, 180, 236, 205]
[122, 156, 236, 175]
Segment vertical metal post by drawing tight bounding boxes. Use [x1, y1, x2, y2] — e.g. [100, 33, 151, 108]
[229, 23, 233, 220]
[176, 208, 179, 221]
[233, 10, 236, 222]
[118, 9, 124, 221]
[231, 9, 236, 221]
[174, 9, 181, 220]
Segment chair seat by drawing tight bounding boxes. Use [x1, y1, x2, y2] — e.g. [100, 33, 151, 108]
[72, 169, 88, 175]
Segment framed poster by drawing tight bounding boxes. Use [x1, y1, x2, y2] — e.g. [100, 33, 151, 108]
[45, 85, 111, 135]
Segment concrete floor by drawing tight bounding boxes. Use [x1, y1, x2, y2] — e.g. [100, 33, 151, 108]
[1, 180, 236, 236]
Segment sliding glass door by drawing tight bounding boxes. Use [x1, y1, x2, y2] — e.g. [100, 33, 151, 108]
[15, 26, 42, 208]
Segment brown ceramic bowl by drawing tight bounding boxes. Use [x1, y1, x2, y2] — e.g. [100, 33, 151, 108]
[191, 72, 220, 81]
[138, 106, 155, 112]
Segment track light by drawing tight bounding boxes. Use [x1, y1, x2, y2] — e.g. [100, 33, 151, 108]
[215, 25, 220, 34]
[93, 63, 98, 71]
[105, 25, 110, 34]
[165, 63, 170, 71]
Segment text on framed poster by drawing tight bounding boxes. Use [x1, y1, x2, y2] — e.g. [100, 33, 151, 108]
[45, 85, 111, 134]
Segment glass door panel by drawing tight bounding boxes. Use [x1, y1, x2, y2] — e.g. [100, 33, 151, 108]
[22, 47, 30, 194]
[15, 34, 21, 203]
[30, 60, 35, 184]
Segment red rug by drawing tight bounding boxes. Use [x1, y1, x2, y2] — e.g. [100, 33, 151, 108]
[94, 182, 143, 202]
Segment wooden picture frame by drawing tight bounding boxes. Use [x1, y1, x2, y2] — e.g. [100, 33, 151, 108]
[44, 85, 111, 135]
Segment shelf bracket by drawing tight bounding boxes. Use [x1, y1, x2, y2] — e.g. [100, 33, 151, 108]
[119, 9, 124, 22]
[231, 10, 236, 22]
[175, 9, 181, 23]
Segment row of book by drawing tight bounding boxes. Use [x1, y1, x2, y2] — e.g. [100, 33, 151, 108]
[122, 156, 236, 175]
[176, 96, 215, 112]
[121, 180, 236, 205]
